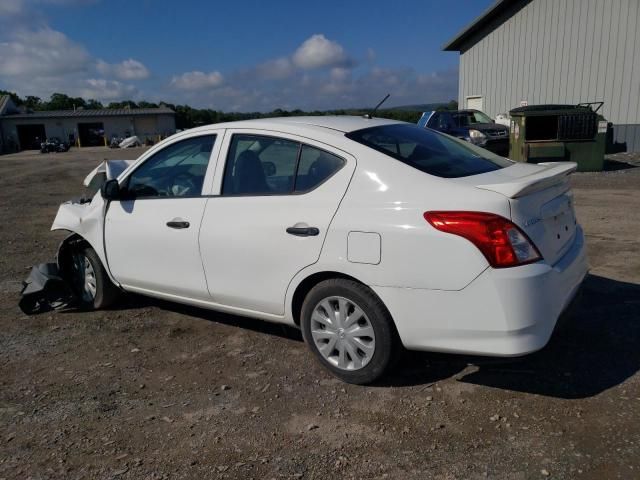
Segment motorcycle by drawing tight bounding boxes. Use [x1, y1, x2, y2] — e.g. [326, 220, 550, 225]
[40, 138, 70, 153]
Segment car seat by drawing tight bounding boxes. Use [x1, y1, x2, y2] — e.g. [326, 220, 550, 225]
[233, 150, 270, 194]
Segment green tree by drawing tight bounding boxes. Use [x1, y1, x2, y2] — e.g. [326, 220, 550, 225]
[24, 96, 42, 110]
[85, 99, 104, 110]
[107, 100, 138, 109]
[45, 93, 86, 110]
[138, 101, 159, 108]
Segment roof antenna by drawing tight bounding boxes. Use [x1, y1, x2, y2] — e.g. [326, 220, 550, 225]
[363, 93, 390, 119]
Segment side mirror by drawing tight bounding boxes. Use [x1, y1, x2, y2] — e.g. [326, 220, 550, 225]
[262, 161, 276, 177]
[101, 179, 121, 201]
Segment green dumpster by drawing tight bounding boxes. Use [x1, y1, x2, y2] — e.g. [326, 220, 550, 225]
[508, 103, 607, 171]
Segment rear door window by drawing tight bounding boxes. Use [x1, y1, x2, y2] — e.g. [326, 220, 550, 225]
[295, 146, 344, 192]
[223, 135, 299, 195]
[346, 124, 512, 178]
[222, 134, 345, 195]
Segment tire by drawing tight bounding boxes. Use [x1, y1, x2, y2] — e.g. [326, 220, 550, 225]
[70, 246, 120, 310]
[300, 279, 399, 385]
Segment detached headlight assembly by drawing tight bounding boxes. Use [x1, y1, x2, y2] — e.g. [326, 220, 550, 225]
[468, 129, 487, 145]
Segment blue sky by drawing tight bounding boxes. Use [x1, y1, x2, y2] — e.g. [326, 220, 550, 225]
[0, 0, 493, 111]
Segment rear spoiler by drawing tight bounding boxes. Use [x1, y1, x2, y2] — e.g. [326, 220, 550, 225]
[476, 162, 577, 198]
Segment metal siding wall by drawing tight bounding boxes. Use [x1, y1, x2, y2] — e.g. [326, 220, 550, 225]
[459, 48, 465, 105]
[458, 0, 640, 127]
[631, 1, 640, 134]
[619, 0, 637, 124]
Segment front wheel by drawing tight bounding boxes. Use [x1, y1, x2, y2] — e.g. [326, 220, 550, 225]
[301, 279, 399, 385]
[70, 246, 120, 310]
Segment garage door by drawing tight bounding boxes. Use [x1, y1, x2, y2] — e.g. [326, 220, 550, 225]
[16, 124, 46, 150]
[466, 96, 483, 111]
[78, 122, 105, 147]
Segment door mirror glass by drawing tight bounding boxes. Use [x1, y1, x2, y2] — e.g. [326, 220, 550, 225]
[101, 178, 121, 200]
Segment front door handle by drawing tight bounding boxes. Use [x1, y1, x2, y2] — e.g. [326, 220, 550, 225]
[286, 226, 319, 237]
[166, 219, 190, 229]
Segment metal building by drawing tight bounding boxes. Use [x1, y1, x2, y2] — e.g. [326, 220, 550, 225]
[444, 0, 640, 152]
[0, 95, 176, 152]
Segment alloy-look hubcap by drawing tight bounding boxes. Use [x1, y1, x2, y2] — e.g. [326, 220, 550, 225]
[310, 296, 376, 371]
[72, 254, 97, 302]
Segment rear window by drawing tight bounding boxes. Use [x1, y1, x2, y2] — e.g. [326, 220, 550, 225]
[346, 124, 511, 178]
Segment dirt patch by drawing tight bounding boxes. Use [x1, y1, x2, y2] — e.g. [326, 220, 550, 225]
[1, 148, 639, 479]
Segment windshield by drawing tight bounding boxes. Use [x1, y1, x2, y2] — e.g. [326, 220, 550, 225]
[345, 124, 511, 178]
[452, 110, 493, 126]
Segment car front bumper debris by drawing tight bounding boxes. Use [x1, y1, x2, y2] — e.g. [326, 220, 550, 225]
[19, 263, 76, 315]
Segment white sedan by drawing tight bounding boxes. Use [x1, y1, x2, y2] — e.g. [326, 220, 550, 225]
[46, 116, 587, 384]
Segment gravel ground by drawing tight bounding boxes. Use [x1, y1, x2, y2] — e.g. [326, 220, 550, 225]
[1, 148, 639, 480]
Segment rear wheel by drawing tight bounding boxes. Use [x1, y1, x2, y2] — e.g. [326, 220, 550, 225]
[70, 246, 120, 310]
[301, 279, 399, 384]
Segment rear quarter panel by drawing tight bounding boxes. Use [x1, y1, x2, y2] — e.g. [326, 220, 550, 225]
[287, 145, 512, 300]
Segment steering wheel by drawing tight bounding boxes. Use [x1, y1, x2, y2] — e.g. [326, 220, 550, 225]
[170, 173, 197, 196]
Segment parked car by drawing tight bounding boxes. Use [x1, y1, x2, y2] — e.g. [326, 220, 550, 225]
[23, 116, 587, 384]
[40, 137, 70, 153]
[118, 135, 141, 148]
[418, 109, 510, 156]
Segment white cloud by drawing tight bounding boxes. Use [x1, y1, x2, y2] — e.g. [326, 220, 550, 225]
[77, 78, 137, 100]
[0, 28, 90, 77]
[330, 67, 350, 82]
[292, 34, 350, 70]
[0, 3, 149, 102]
[0, 0, 26, 15]
[172, 65, 458, 112]
[96, 58, 149, 80]
[255, 57, 294, 80]
[170, 71, 224, 90]
[0, 3, 458, 112]
[0, 26, 143, 102]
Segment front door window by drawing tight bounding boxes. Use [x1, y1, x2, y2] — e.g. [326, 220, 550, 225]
[126, 135, 216, 198]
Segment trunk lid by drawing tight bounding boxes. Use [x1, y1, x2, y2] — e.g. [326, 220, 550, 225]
[453, 162, 578, 265]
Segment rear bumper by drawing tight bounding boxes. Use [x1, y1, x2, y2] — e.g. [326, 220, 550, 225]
[373, 226, 588, 356]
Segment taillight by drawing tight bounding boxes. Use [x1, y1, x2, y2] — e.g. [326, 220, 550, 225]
[423, 211, 542, 268]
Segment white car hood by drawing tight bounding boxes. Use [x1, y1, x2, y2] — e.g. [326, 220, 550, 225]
[83, 159, 135, 188]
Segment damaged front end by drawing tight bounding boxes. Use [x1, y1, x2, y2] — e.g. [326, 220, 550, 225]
[19, 159, 133, 315]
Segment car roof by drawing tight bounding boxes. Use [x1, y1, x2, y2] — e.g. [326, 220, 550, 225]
[186, 115, 403, 135]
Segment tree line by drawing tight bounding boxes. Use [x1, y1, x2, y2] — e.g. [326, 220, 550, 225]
[1, 90, 458, 129]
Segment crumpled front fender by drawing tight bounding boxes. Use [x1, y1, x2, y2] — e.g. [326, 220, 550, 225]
[51, 194, 119, 286]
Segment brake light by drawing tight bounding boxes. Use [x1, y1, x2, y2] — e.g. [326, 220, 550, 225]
[423, 211, 542, 268]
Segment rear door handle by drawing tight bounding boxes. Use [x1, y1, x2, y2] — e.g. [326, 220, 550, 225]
[166, 219, 190, 229]
[286, 226, 319, 237]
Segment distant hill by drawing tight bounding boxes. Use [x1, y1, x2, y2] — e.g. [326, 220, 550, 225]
[384, 103, 449, 112]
